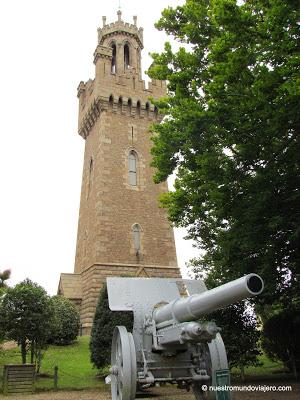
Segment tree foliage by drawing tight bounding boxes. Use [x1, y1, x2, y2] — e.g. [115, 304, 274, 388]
[209, 302, 261, 381]
[262, 305, 300, 378]
[50, 296, 80, 345]
[0, 279, 53, 364]
[0, 270, 11, 342]
[90, 284, 133, 369]
[0, 269, 11, 288]
[148, 0, 300, 307]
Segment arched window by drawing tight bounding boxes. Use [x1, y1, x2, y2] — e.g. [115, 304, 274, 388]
[128, 98, 132, 116]
[124, 43, 130, 69]
[111, 43, 116, 74]
[118, 97, 122, 114]
[132, 224, 141, 252]
[128, 150, 137, 186]
[136, 101, 141, 117]
[145, 102, 150, 117]
[109, 95, 114, 111]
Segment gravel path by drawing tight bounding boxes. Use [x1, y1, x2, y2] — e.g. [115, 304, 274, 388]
[0, 390, 109, 400]
[1, 383, 299, 400]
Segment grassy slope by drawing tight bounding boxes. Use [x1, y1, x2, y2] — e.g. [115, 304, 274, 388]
[0, 337, 288, 392]
[242, 353, 285, 376]
[231, 353, 286, 381]
[0, 336, 108, 391]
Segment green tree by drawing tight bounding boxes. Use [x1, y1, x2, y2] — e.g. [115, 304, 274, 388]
[50, 296, 80, 345]
[262, 305, 300, 379]
[90, 284, 133, 369]
[0, 269, 11, 342]
[209, 302, 261, 382]
[0, 269, 11, 288]
[0, 279, 53, 364]
[195, 269, 262, 381]
[148, 0, 300, 307]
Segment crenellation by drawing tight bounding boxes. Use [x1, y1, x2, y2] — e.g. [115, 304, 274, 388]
[78, 94, 163, 139]
[98, 24, 143, 50]
[77, 81, 85, 98]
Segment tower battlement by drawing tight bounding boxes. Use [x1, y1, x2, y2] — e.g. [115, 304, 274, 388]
[77, 74, 166, 139]
[77, 92, 163, 140]
[98, 11, 144, 49]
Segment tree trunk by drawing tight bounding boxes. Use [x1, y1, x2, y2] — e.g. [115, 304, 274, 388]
[240, 364, 245, 383]
[290, 354, 298, 380]
[37, 348, 42, 373]
[21, 340, 27, 364]
[30, 341, 35, 364]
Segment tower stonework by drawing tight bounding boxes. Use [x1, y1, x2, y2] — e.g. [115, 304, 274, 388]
[58, 11, 181, 334]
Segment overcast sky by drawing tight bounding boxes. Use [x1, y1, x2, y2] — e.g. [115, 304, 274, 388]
[0, 0, 199, 295]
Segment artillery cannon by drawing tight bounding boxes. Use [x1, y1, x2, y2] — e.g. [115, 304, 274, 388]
[107, 273, 264, 400]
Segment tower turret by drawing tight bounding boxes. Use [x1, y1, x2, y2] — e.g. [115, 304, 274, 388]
[96, 10, 143, 77]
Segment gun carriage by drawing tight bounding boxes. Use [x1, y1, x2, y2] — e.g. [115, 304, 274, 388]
[107, 273, 264, 400]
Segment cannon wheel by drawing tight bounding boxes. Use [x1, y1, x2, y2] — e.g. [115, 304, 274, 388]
[192, 334, 229, 400]
[111, 326, 137, 400]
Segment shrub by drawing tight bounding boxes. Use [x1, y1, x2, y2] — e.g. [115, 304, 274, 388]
[90, 284, 133, 369]
[50, 296, 80, 345]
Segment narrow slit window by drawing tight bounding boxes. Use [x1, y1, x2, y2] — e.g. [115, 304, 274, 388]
[129, 151, 137, 186]
[87, 157, 93, 198]
[124, 44, 130, 69]
[133, 224, 141, 251]
[111, 44, 116, 73]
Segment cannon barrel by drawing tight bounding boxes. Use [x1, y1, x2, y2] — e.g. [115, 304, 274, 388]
[153, 273, 264, 325]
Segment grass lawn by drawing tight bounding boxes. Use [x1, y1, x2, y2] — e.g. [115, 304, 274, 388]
[0, 337, 289, 392]
[230, 353, 287, 382]
[0, 336, 108, 391]
[243, 353, 285, 375]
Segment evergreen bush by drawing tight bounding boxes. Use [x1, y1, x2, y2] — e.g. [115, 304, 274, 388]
[90, 284, 133, 369]
[50, 296, 80, 345]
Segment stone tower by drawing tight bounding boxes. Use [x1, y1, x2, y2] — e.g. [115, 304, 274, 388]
[58, 11, 181, 334]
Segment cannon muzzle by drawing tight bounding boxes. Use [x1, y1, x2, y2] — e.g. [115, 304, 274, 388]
[153, 273, 263, 325]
